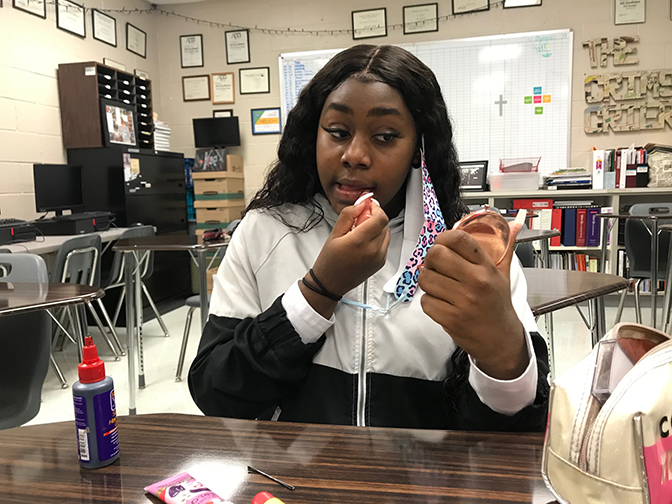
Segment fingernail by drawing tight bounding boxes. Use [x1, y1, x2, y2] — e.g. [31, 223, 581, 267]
[355, 192, 374, 206]
[371, 198, 380, 207]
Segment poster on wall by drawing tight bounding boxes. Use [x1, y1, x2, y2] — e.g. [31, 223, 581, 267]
[251, 108, 281, 135]
[211, 73, 234, 104]
[92, 9, 117, 47]
[615, 0, 645, 24]
[180, 34, 204, 68]
[13, 0, 46, 18]
[56, 0, 86, 38]
[225, 29, 250, 64]
[403, 4, 439, 34]
[126, 22, 147, 58]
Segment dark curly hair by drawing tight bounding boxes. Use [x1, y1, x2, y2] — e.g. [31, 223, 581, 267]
[246, 44, 467, 229]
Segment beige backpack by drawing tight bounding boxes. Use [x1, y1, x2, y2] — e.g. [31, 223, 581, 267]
[542, 323, 672, 504]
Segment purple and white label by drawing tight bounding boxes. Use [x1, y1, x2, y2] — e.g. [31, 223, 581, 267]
[93, 389, 119, 461]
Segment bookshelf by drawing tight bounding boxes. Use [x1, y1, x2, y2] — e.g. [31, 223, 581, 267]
[57, 62, 154, 150]
[462, 188, 672, 277]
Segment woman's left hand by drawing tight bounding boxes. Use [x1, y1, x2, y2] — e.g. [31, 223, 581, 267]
[418, 223, 527, 380]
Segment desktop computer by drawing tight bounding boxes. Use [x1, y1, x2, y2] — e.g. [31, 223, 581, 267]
[31, 164, 114, 235]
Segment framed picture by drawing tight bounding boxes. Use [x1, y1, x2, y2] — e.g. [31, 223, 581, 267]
[452, 0, 489, 14]
[103, 57, 125, 71]
[352, 7, 387, 40]
[239, 67, 270, 94]
[100, 98, 138, 147]
[13, 0, 46, 19]
[134, 69, 150, 80]
[503, 0, 541, 7]
[56, 0, 85, 38]
[180, 34, 204, 68]
[213, 109, 233, 118]
[182, 75, 210, 101]
[92, 9, 116, 47]
[458, 161, 488, 191]
[251, 108, 282, 135]
[403, 3, 438, 34]
[126, 22, 146, 58]
[211, 73, 234, 104]
[225, 29, 250, 64]
[615, 0, 645, 24]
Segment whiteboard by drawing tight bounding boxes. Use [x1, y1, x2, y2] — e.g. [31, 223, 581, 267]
[279, 29, 573, 177]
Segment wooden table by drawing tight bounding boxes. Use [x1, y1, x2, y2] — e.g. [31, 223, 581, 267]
[0, 413, 556, 503]
[0, 282, 102, 316]
[113, 235, 229, 414]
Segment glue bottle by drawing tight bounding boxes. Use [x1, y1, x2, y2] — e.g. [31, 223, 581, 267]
[72, 336, 120, 468]
[252, 492, 286, 504]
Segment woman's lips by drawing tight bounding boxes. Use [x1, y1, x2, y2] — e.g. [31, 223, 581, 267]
[335, 183, 374, 202]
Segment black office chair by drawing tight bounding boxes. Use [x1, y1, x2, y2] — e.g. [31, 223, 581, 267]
[614, 203, 672, 325]
[0, 254, 51, 429]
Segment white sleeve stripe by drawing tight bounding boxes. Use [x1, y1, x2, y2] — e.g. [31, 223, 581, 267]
[282, 279, 335, 344]
[467, 327, 538, 415]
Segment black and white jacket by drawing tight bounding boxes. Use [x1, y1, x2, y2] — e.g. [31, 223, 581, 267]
[189, 195, 549, 431]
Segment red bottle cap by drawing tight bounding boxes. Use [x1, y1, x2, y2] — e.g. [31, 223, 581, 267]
[252, 492, 281, 504]
[78, 337, 106, 383]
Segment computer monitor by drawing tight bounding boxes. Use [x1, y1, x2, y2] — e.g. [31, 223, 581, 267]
[33, 164, 84, 216]
[193, 117, 241, 148]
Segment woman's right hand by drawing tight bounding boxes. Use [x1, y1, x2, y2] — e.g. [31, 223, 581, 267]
[311, 200, 390, 297]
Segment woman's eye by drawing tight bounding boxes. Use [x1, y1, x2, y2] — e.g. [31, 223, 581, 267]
[323, 127, 350, 139]
[374, 132, 399, 143]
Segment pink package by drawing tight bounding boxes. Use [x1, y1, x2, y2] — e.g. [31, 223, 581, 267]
[144, 472, 231, 504]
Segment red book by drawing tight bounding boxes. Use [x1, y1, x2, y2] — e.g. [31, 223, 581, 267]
[550, 208, 562, 246]
[615, 150, 622, 188]
[513, 199, 553, 210]
[576, 209, 587, 247]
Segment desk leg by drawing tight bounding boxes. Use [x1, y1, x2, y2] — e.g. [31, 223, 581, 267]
[600, 218, 610, 274]
[541, 239, 555, 380]
[198, 250, 208, 331]
[124, 251, 137, 415]
[663, 241, 672, 334]
[590, 297, 606, 347]
[651, 220, 659, 329]
[135, 251, 145, 389]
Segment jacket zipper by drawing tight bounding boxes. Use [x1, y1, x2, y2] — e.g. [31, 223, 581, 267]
[586, 341, 672, 474]
[356, 279, 368, 427]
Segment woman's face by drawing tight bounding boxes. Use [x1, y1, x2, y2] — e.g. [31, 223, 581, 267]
[316, 77, 417, 217]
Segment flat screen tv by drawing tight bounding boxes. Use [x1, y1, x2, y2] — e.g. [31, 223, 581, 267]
[193, 117, 241, 148]
[100, 98, 138, 147]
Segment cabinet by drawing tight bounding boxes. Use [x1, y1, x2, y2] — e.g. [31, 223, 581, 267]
[58, 62, 154, 150]
[68, 147, 190, 313]
[462, 188, 672, 277]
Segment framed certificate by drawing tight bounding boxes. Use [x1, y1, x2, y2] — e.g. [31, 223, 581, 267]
[615, 0, 645, 24]
[452, 0, 489, 14]
[180, 34, 204, 68]
[92, 9, 116, 47]
[211, 73, 234, 104]
[126, 22, 146, 58]
[56, 0, 85, 38]
[403, 3, 438, 34]
[13, 0, 46, 19]
[239, 67, 270, 95]
[182, 75, 210, 102]
[251, 108, 282, 135]
[213, 109, 233, 118]
[352, 8, 387, 40]
[225, 29, 250, 64]
[503, 0, 541, 7]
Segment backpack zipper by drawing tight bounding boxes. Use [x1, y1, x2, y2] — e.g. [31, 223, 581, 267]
[586, 341, 672, 474]
[356, 279, 368, 427]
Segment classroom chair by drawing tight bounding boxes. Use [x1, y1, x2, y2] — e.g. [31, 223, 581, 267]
[0, 254, 51, 429]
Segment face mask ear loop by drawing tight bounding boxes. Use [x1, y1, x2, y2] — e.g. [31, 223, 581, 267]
[420, 133, 426, 166]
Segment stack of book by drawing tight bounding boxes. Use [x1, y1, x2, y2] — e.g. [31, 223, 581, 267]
[592, 146, 649, 189]
[153, 120, 171, 152]
[545, 168, 592, 190]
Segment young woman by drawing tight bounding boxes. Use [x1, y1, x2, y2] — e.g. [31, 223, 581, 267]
[189, 45, 549, 431]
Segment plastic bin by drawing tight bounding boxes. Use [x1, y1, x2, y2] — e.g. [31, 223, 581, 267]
[499, 157, 541, 173]
[489, 172, 540, 191]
